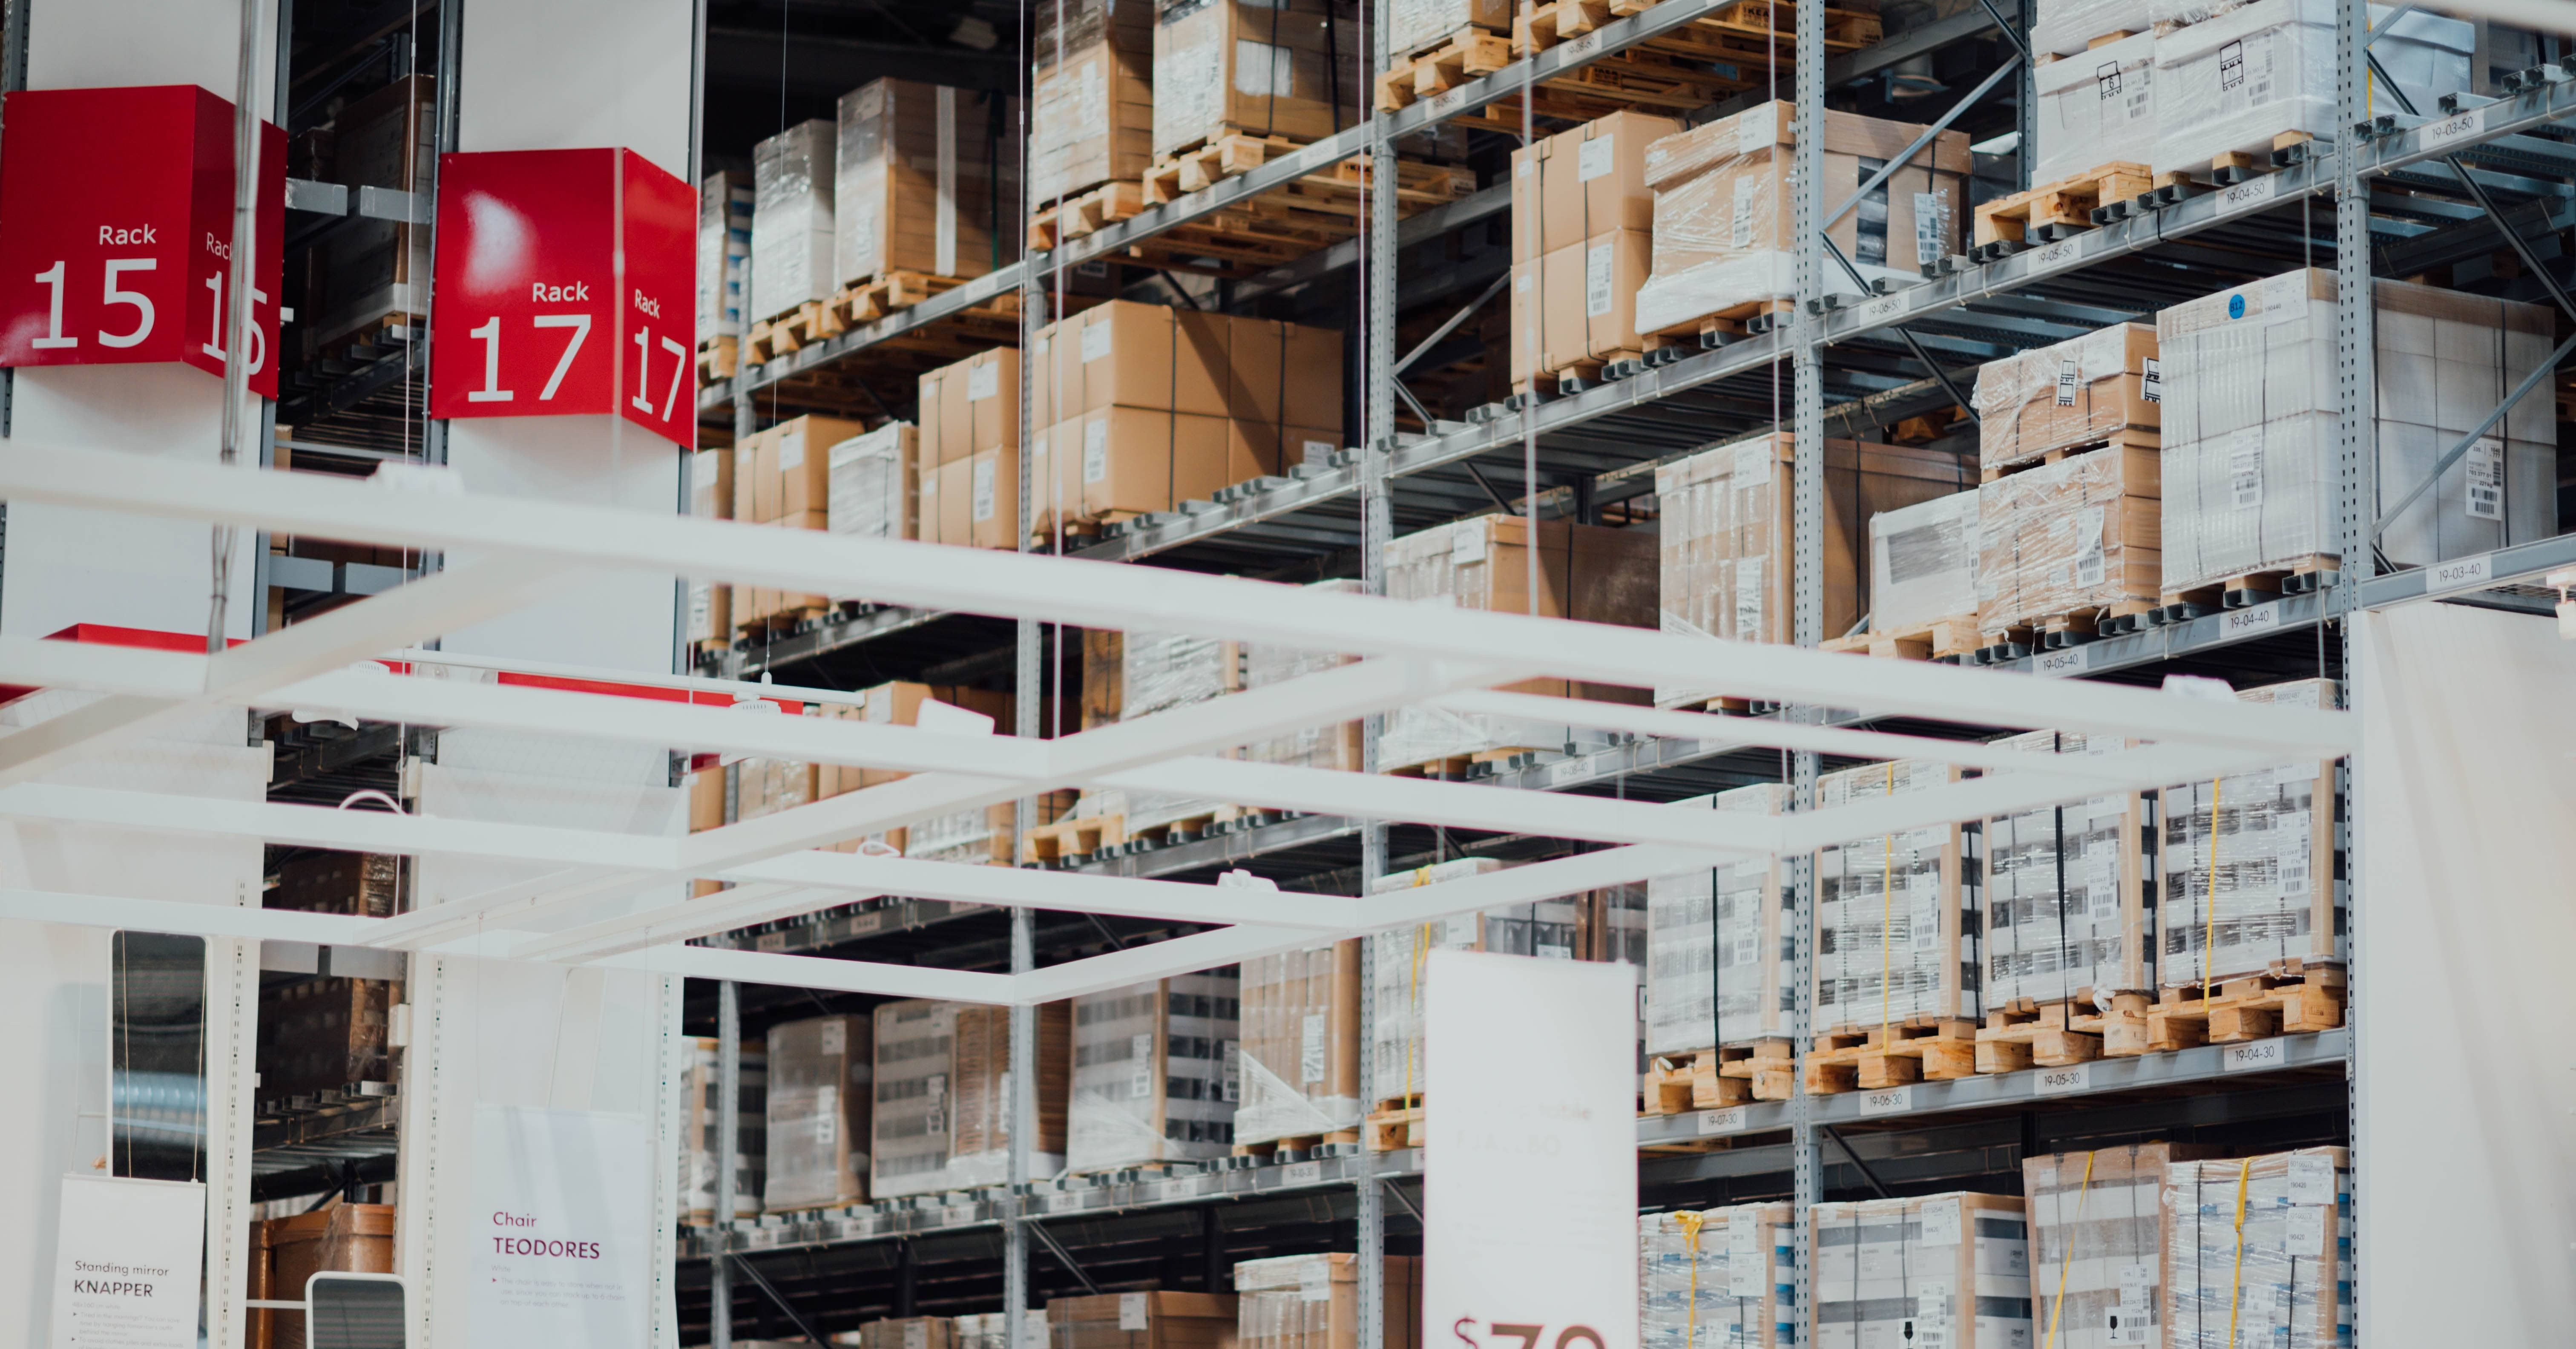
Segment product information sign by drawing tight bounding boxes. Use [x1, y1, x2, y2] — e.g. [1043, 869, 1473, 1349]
[49, 1174, 207, 1349]
[1424, 949, 1638, 1349]
[468, 1104, 653, 1348]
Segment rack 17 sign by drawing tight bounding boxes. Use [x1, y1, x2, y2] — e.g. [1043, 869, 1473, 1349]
[429, 147, 694, 446]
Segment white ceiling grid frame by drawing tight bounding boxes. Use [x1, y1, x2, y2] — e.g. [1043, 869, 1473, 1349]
[0, 443, 2359, 1001]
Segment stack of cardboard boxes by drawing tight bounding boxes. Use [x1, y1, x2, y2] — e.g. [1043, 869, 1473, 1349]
[751, 119, 838, 324]
[1029, 0, 1156, 212]
[1152, 0, 1355, 159]
[682, 1036, 767, 1225]
[726, 414, 872, 634]
[1813, 760, 1984, 1035]
[835, 79, 1014, 291]
[918, 348, 1024, 548]
[1508, 111, 1679, 391]
[765, 1013, 874, 1213]
[870, 999, 1071, 1197]
[1066, 973, 1243, 1171]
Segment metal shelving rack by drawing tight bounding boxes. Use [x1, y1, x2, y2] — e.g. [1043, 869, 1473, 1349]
[675, 2, 2576, 1343]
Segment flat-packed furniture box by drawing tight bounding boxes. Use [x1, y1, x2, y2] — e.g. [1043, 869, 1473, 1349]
[1234, 941, 1363, 1147]
[1379, 515, 1657, 766]
[2151, 0, 2469, 177]
[1814, 761, 1983, 1033]
[1510, 226, 1651, 388]
[2024, 1143, 2224, 1349]
[683, 1036, 767, 1224]
[250, 1201, 397, 1349]
[1867, 488, 1981, 640]
[1060, 627, 1234, 838]
[752, 118, 837, 322]
[1642, 1205, 1795, 1349]
[1972, 324, 2160, 473]
[2159, 678, 2343, 988]
[308, 75, 434, 349]
[699, 170, 754, 342]
[1236, 1254, 1421, 1349]
[1507, 112, 1681, 387]
[1983, 731, 2155, 1008]
[687, 445, 736, 646]
[959, 1311, 1048, 1349]
[2163, 1148, 2351, 1349]
[1655, 434, 1969, 704]
[732, 414, 872, 626]
[2032, 0, 2151, 56]
[1644, 786, 1791, 1061]
[863, 1321, 954, 1349]
[2157, 270, 2555, 594]
[1232, 579, 1365, 776]
[1812, 1194, 2031, 1349]
[834, 80, 1012, 289]
[1049, 1292, 1238, 1349]
[1153, 0, 1356, 157]
[1366, 859, 1592, 1108]
[1973, 443, 2161, 639]
[765, 1013, 873, 1212]
[2032, 30, 2155, 183]
[1634, 102, 1969, 336]
[1067, 973, 1242, 1171]
[827, 422, 918, 564]
[871, 998, 1072, 1197]
[1030, 0, 1156, 210]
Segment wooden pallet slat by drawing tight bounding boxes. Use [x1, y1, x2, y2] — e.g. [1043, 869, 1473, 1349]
[1803, 1019, 1979, 1095]
[1974, 161, 2153, 247]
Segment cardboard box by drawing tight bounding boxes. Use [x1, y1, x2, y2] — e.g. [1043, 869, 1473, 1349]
[1389, 0, 1513, 55]
[1366, 860, 1604, 1104]
[751, 119, 836, 321]
[920, 351, 1018, 466]
[1517, 228, 1651, 382]
[1642, 1206, 1793, 1349]
[862, 1320, 955, 1349]
[1029, 0, 1156, 210]
[1984, 730, 2156, 1007]
[690, 446, 735, 521]
[871, 999, 1072, 1197]
[253, 1204, 397, 1349]
[2033, 30, 2156, 184]
[933, 454, 974, 546]
[1814, 762, 1982, 1030]
[1812, 1193, 2030, 1349]
[2160, 678, 2343, 987]
[2023, 1143, 2224, 1349]
[1153, 0, 1357, 157]
[2031, 0, 2153, 57]
[1235, 1254, 1422, 1349]
[2153, 0, 2468, 175]
[2163, 1149, 2351, 1349]
[682, 1036, 768, 1225]
[833, 79, 1012, 288]
[1222, 316, 1343, 431]
[969, 446, 1020, 549]
[1973, 443, 2160, 634]
[308, 75, 434, 347]
[1040, 407, 1229, 529]
[764, 1014, 873, 1212]
[777, 415, 873, 518]
[1067, 972, 1242, 1170]
[1643, 785, 1790, 1056]
[1234, 941, 1363, 1146]
[1065, 301, 1228, 416]
[734, 431, 766, 522]
[1973, 323, 2159, 472]
[1046, 1292, 1239, 1349]
[1510, 111, 1682, 264]
[827, 422, 917, 548]
[1869, 488, 1981, 635]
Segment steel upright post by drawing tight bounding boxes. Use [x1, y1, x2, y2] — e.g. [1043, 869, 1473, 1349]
[1790, 0, 1828, 1329]
[2332, 0, 2372, 1340]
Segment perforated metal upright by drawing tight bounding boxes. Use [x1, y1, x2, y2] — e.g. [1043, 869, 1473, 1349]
[1006, 87, 1047, 1343]
[1785, 0, 1828, 1335]
[2331, 0, 2372, 1340]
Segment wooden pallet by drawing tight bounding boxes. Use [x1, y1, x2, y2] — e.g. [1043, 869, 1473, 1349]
[2146, 966, 2346, 1053]
[1642, 297, 1798, 351]
[1640, 1041, 1794, 1113]
[2157, 556, 2339, 612]
[1026, 180, 1150, 251]
[1979, 599, 2159, 654]
[1978, 427, 2161, 483]
[1033, 156, 1472, 275]
[1380, 0, 1876, 120]
[742, 300, 847, 365]
[1019, 813, 1122, 865]
[1974, 162, 2153, 247]
[837, 269, 975, 325]
[733, 602, 834, 640]
[1232, 1129, 1360, 1158]
[696, 335, 738, 387]
[1972, 994, 2154, 1074]
[1803, 1019, 1979, 1094]
[1142, 132, 1310, 204]
[2032, 29, 2141, 64]
[1822, 613, 1981, 662]
[2153, 131, 2316, 193]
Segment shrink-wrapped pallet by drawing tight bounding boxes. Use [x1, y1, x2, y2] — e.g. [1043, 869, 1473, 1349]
[699, 170, 753, 339]
[2033, 32, 2156, 183]
[2163, 1149, 2352, 1349]
[1049, 1293, 1238, 1349]
[1030, 0, 1156, 210]
[826, 423, 917, 571]
[871, 1000, 1071, 1197]
[1869, 488, 1981, 636]
[1389, 0, 1512, 57]
[1235, 579, 1363, 775]
[1640, 1205, 1795, 1349]
[2150, 0, 2469, 177]
[765, 1014, 872, 1212]
[2024, 1143, 2222, 1349]
[1633, 103, 1968, 336]
[2032, 0, 2153, 58]
[1508, 112, 1680, 385]
[1378, 516, 1656, 768]
[1234, 941, 1363, 1147]
[1972, 324, 2160, 473]
[1643, 786, 1790, 1057]
[834, 80, 1011, 288]
[1813, 1194, 2032, 1349]
[2159, 678, 2342, 987]
[1153, 0, 1354, 157]
[1366, 859, 1587, 1102]
[682, 1037, 766, 1224]
[1654, 434, 1968, 703]
[1983, 731, 2156, 1006]
[1236, 1254, 1422, 1349]
[1973, 444, 2161, 636]
[1067, 972, 1241, 1171]
[1070, 629, 1233, 834]
[751, 119, 836, 322]
[2157, 270, 2555, 593]
[1814, 761, 1983, 1031]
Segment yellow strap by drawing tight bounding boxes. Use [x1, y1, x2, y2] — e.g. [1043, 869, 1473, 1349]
[1673, 1212, 1706, 1349]
[2202, 778, 2222, 1003]
[2040, 1151, 2097, 1349]
[1880, 762, 1897, 1037]
[2224, 1158, 2253, 1349]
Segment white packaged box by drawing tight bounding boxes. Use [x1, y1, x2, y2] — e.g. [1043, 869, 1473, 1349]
[751, 119, 837, 322]
[1643, 785, 1790, 1057]
[2150, 0, 2470, 177]
[2033, 30, 2156, 184]
[1869, 488, 1981, 635]
[1642, 1205, 1795, 1349]
[2033, 0, 2154, 57]
[1812, 1193, 2032, 1349]
[697, 171, 753, 340]
[1067, 973, 1241, 1171]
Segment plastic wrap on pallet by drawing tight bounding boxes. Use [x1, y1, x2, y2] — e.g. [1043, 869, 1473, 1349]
[751, 119, 837, 322]
[873, 1001, 1069, 1197]
[1067, 972, 1241, 1171]
[1641, 1205, 1795, 1349]
[2159, 270, 2555, 593]
[1869, 489, 1981, 636]
[698, 171, 753, 340]
[1367, 859, 1595, 1101]
[2032, 0, 2155, 56]
[1032, 0, 1154, 210]
[1635, 103, 1964, 335]
[1983, 731, 2153, 1007]
[682, 1038, 767, 1224]
[908, 802, 1013, 866]
[1152, 0, 1354, 158]
[2160, 678, 2342, 988]
[1973, 445, 2161, 636]
[835, 81, 1006, 289]
[1235, 941, 1363, 1147]
[1815, 761, 1983, 1030]
[2163, 1149, 2352, 1349]
[957, 1312, 1048, 1349]
[1236, 1254, 1422, 1349]
[1644, 786, 1790, 1057]
[1813, 1194, 2032, 1349]
[1033, 0, 1126, 68]
[1075, 628, 1233, 832]
[2149, 0, 2470, 176]
[1238, 580, 1362, 774]
[765, 1014, 872, 1212]
[2033, 32, 2156, 184]
[1389, 0, 1510, 57]
[827, 423, 918, 588]
[868, 1000, 956, 1198]
[1972, 324, 2159, 472]
[2024, 1144, 2222, 1349]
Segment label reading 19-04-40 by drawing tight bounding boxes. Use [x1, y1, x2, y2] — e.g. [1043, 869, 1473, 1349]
[2219, 603, 2282, 639]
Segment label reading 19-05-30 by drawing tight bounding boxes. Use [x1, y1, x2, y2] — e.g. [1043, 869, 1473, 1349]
[2034, 1063, 2092, 1096]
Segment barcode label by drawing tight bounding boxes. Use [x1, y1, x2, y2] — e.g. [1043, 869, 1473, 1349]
[2140, 357, 2161, 403]
[2465, 437, 2504, 521]
[2055, 357, 2079, 406]
[2230, 434, 2265, 509]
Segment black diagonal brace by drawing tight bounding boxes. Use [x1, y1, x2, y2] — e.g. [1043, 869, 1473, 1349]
[727, 1254, 830, 1346]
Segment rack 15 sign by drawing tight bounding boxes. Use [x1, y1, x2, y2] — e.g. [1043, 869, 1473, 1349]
[429, 148, 694, 446]
[0, 85, 285, 394]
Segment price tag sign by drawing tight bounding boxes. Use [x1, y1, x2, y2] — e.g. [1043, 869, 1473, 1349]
[1857, 1085, 1915, 1116]
[431, 147, 696, 445]
[2221, 1038, 2286, 1073]
[0, 86, 285, 396]
[2034, 1063, 2091, 1096]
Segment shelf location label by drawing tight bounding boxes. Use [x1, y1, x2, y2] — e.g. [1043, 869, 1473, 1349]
[430, 148, 695, 445]
[0, 86, 284, 396]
